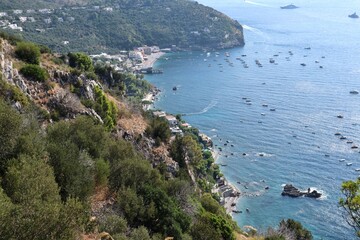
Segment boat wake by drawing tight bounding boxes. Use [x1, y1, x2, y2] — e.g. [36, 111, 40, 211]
[242, 24, 270, 39]
[244, 0, 273, 7]
[184, 100, 218, 116]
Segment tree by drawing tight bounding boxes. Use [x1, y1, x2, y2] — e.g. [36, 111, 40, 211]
[68, 52, 94, 72]
[0, 99, 22, 174]
[340, 179, 360, 237]
[15, 42, 41, 64]
[20, 64, 49, 82]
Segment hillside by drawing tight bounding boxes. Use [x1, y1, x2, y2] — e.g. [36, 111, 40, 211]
[0, 0, 244, 53]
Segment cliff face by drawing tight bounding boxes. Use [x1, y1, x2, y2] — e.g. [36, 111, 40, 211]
[1, 0, 244, 53]
[0, 39, 179, 176]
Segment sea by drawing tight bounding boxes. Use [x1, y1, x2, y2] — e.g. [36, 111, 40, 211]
[146, 0, 360, 239]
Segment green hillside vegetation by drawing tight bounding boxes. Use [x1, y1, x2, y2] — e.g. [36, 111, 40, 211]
[1, 0, 244, 53]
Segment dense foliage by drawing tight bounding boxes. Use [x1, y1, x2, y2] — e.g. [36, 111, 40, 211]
[1, 0, 244, 53]
[15, 42, 41, 64]
[340, 178, 360, 237]
[68, 52, 94, 72]
[19, 64, 49, 82]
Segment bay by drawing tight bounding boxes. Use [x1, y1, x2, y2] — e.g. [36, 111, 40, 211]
[147, 0, 360, 238]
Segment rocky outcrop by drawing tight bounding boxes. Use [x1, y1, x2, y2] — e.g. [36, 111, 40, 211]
[282, 184, 321, 198]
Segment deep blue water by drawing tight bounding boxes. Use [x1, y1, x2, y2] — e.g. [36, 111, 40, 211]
[147, 0, 360, 239]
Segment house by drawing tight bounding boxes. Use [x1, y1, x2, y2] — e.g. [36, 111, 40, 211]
[63, 41, 69, 45]
[170, 127, 183, 135]
[44, 18, 52, 24]
[36, 28, 45, 33]
[57, 17, 64, 22]
[67, 17, 75, 21]
[19, 17, 27, 23]
[0, 12, 7, 17]
[13, 10, 23, 15]
[181, 123, 191, 128]
[152, 46, 160, 53]
[153, 111, 166, 118]
[129, 51, 144, 62]
[38, 9, 52, 14]
[165, 115, 178, 127]
[8, 24, 23, 31]
[199, 133, 213, 148]
[103, 7, 113, 12]
[28, 17, 36, 22]
[26, 9, 36, 14]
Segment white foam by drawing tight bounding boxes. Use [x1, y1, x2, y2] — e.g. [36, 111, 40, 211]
[185, 100, 218, 116]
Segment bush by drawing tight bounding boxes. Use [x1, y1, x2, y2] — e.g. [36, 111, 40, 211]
[15, 42, 41, 64]
[68, 52, 93, 72]
[20, 64, 49, 82]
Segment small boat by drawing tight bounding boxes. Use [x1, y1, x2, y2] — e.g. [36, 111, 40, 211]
[241, 54, 247, 57]
[246, 208, 250, 212]
[334, 132, 342, 136]
[351, 145, 359, 149]
[262, 104, 268, 107]
[304, 47, 311, 50]
[347, 140, 354, 144]
[347, 163, 353, 166]
[300, 63, 306, 66]
[356, 169, 360, 172]
[265, 186, 270, 190]
[270, 108, 276, 111]
[225, 52, 230, 57]
[315, 60, 319, 63]
[325, 154, 330, 157]
[348, 12, 359, 18]
[269, 59, 275, 63]
[339, 159, 345, 162]
[172, 86, 177, 91]
[340, 136, 347, 140]
[319, 66, 323, 69]
[337, 115, 344, 119]
[245, 99, 252, 102]
[261, 113, 266, 116]
[350, 90, 359, 94]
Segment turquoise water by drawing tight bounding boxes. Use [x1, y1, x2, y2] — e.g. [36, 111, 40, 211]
[147, 0, 360, 239]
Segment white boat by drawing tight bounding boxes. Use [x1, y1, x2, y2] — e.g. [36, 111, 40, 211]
[339, 159, 345, 162]
[350, 90, 359, 94]
[355, 169, 360, 172]
[347, 163, 353, 166]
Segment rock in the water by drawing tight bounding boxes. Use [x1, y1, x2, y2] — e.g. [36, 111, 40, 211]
[281, 184, 321, 198]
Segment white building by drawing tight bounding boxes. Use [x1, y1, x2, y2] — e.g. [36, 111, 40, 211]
[129, 51, 144, 62]
[13, 10, 23, 14]
[44, 18, 52, 24]
[19, 17, 27, 23]
[103, 7, 113, 12]
[8, 24, 23, 31]
[165, 115, 178, 126]
[0, 12, 7, 17]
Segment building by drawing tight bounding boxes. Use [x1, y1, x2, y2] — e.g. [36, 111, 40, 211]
[26, 9, 36, 14]
[199, 133, 213, 148]
[103, 7, 113, 12]
[0, 12, 8, 17]
[44, 18, 52, 24]
[13, 10, 23, 14]
[153, 111, 166, 118]
[38, 9, 52, 14]
[129, 51, 144, 62]
[19, 17, 27, 22]
[165, 115, 178, 127]
[8, 24, 23, 31]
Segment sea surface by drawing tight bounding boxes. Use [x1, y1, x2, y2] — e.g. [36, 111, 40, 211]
[146, 0, 360, 239]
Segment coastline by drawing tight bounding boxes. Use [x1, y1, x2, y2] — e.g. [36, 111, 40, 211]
[211, 149, 241, 215]
[143, 51, 241, 217]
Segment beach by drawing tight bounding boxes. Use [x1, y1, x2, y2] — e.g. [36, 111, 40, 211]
[141, 51, 165, 69]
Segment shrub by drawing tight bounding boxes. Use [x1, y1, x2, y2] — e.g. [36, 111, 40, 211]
[20, 64, 49, 82]
[15, 42, 41, 64]
[68, 52, 93, 72]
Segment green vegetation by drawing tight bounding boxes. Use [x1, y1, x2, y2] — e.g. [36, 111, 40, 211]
[265, 219, 313, 240]
[0, 76, 29, 106]
[19, 64, 49, 82]
[15, 42, 41, 64]
[145, 116, 171, 145]
[340, 178, 360, 237]
[68, 52, 94, 72]
[1, 0, 244, 53]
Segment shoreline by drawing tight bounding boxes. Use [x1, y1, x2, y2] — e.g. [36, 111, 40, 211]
[141, 51, 165, 69]
[211, 149, 241, 215]
[143, 52, 241, 217]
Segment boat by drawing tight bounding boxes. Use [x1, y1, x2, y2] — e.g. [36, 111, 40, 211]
[261, 113, 266, 116]
[172, 86, 177, 91]
[348, 12, 359, 18]
[280, 4, 299, 9]
[262, 104, 268, 107]
[339, 159, 345, 162]
[304, 47, 311, 50]
[225, 52, 230, 57]
[347, 140, 354, 144]
[340, 136, 347, 140]
[351, 145, 359, 149]
[347, 163, 353, 166]
[337, 115, 344, 119]
[300, 63, 306, 66]
[334, 132, 342, 136]
[270, 108, 276, 111]
[269, 59, 275, 63]
[356, 169, 360, 172]
[350, 90, 359, 94]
